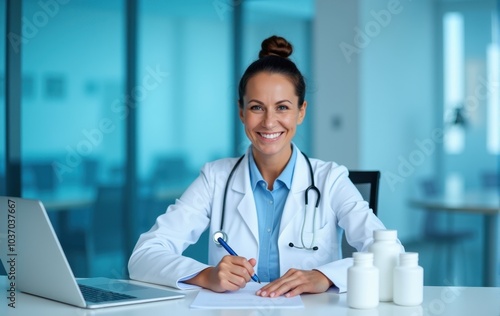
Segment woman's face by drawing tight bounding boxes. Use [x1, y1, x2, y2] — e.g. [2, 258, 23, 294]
[239, 72, 307, 162]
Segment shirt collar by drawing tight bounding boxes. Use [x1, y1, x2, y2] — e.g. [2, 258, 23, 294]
[248, 144, 297, 191]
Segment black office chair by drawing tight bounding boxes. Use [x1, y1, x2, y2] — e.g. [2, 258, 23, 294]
[341, 171, 381, 258]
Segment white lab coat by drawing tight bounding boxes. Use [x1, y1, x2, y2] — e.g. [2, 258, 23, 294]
[128, 145, 387, 293]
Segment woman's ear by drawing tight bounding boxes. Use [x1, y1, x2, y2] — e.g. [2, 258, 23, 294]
[297, 101, 307, 124]
[238, 101, 244, 122]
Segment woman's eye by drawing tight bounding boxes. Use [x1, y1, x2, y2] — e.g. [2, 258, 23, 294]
[277, 105, 289, 111]
[250, 105, 262, 111]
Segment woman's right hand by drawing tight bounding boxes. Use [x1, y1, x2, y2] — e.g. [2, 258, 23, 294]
[186, 255, 257, 292]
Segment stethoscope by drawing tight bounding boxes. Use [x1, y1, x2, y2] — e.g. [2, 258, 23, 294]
[212, 151, 321, 251]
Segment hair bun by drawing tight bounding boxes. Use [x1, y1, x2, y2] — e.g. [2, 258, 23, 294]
[258, 35, 293, 59]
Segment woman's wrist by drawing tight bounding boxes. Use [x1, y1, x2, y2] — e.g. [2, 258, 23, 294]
[184, 267, 213, 289]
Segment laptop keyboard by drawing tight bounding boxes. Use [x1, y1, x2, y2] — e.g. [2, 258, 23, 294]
[78, 284, 137, 303]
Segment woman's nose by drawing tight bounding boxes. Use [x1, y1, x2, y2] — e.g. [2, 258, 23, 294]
[262, 111, 276, 128]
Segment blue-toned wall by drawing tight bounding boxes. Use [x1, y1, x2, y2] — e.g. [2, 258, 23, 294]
[359, 0, 436, 240]
[313, 0, 436, 239]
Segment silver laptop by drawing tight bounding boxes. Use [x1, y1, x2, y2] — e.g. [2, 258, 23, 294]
[0, 196, 184, 308]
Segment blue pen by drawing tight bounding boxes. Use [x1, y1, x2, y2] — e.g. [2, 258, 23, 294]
[217, 237, 261, 283]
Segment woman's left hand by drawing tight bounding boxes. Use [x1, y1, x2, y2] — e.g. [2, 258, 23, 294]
[255, 269, 333, 298]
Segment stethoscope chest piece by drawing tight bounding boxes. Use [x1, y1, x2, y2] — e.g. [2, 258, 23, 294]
[213, 231, 228, 246]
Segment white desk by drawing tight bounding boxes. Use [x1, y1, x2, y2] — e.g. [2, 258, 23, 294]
[1, 277, 500, 316]
[410, 190, 500, 287]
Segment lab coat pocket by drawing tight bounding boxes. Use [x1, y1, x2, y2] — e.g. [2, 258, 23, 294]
[300, 221, 335, 250]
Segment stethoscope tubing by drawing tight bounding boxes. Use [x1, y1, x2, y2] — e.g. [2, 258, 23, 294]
[214, 151, 320, 251]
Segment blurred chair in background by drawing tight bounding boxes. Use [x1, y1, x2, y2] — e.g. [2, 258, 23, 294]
[25, 162, 57, 192]
[140, 155, 192, 236]
[0, 175, 5, 195]
[480, 171, 499, 190]
[82, 159, 100, 187]
[61, 185, 126, 277]
[106, 165, 125, 186]
[418, 179, 474, 284]
[147, 155, 207, 262]
[87, 185, 126, 277]
[150, 155, 191, 189]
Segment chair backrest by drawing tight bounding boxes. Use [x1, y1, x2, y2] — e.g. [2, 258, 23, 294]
[419, 178, 442, 235]
[348, 171, 381, 215]
[341, 170, 381, 258]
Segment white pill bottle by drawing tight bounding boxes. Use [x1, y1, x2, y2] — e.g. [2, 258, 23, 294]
[369, 229, 402, 302]
[347, 252, 379, 309]
[393, 252, 424, 306]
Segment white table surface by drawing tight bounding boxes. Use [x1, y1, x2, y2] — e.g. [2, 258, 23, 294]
[1, 276, 500, 316]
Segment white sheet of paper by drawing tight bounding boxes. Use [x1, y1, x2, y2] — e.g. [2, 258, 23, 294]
[190, 282, 304, 309]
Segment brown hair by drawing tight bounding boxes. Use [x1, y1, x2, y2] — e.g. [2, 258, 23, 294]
[238, 35, 306, 108]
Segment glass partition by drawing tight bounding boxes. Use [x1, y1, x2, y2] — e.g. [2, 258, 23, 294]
[136, 0, 235, 263]
[21, 0, 125, 277]
[0, 0, 4, 195]
[0, 0, 5, 276]
[441, 4, 499, 191]
[137, 2, 234, 187]
[426, 0, 499, 286]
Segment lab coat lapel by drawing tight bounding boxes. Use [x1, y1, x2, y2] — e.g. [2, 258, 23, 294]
[279, 152, 310, 235]
[233, 155, 259, 245]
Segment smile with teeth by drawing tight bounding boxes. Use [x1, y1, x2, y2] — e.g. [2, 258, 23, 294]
[259, 132, 282, 140]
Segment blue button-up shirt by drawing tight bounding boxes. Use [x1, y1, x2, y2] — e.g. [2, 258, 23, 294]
[248, 147, 297, 282]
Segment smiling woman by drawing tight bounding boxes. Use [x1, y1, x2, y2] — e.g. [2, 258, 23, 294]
[240, 71, 306, 175]
[237, 36, 307, 186]
[128, 35, 396, 298]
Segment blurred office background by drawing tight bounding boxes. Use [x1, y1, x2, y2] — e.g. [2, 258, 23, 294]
[0, 0, 498, 287]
